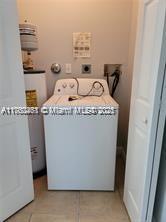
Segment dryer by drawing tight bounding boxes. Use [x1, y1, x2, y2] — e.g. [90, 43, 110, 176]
[43, 78, 119, 190]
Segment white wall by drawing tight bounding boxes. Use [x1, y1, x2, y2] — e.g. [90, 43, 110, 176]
[119, 0, 139, 149]
[17, 0, 138, 148]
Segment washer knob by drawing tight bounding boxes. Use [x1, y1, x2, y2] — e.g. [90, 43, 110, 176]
[62, 83, 67, 88]
[70, 83, 75, 88]
[94, 82, 101, 90]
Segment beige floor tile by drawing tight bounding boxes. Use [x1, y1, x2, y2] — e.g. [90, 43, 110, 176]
[80, 191, 128, 220]
[34, 191, 79, 216]
[18, 199, 38, 214]
[7, 156, 130, 222]
[19, 176, 48, 214]
[30, 213, 76, 222]
[79, 215, 130, 222]
[20, 187, 79, 216]
[33, 175, 48, 197]
[5, 213, 31, 222]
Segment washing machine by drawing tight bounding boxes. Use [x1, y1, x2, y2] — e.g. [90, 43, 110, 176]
[43, 78, 119, 190]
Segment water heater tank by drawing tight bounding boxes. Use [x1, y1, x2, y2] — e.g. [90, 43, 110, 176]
[19, 23, 38, 51]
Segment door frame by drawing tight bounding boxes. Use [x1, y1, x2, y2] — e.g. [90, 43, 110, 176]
[124, 1, 166, 221]
[126, 12, 166, 222]
[145, 17, 166, 221]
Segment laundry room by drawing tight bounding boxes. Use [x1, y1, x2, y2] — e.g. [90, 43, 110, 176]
[17, 0, 138, 161]
[1, 0, 166, 222]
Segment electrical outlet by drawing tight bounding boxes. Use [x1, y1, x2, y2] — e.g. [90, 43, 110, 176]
[82, 64, 91, 74]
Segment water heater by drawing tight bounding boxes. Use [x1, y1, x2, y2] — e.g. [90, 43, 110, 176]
[19, 22, 38, 51]
[19, 22, 38, 70]
[24, 70, 47, 176]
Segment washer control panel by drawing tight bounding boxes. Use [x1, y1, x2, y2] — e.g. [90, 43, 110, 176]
[54, 78, 109, 95]
[62, 83, 67, 88]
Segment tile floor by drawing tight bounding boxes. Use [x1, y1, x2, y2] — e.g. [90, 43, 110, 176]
[6, 157, 130, 222]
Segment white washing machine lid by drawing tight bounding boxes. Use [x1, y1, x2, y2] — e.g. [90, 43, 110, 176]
[43, 95, 119, 108]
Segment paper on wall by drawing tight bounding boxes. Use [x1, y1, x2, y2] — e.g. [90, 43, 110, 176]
[73, 32, 91, 58]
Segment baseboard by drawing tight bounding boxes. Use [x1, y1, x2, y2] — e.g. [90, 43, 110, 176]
[117, 146, 126, 164]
